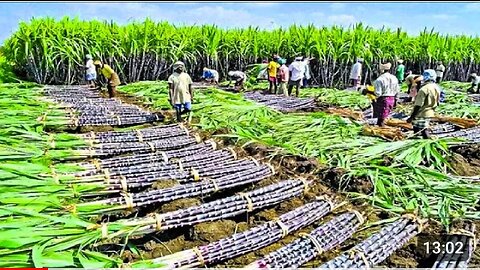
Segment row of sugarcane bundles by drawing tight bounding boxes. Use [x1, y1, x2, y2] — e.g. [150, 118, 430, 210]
[40, 85, 164, 127]
[244, 91, 317, 113]
[132, 203, 475, 269]
[50, 123, 275, 216]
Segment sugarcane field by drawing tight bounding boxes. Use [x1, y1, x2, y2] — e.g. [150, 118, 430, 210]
[2, 1, 480, 269]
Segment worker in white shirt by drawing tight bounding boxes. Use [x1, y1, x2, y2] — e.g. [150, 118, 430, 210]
[288, 57, 305, 97]
[227, 70, 246, 92]
[349, 58, 363, 89]
[372, 62, 400, 127]
[83, 54, 97, 89]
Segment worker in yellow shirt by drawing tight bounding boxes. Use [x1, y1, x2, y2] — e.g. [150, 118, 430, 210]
[267, 55, 280, 94]
[93, 60, 121, 98]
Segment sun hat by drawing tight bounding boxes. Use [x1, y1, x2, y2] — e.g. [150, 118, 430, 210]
[174, 61, 186, 70]
[422, 69, 437, 82]
[380, 62, 392, 71]
[93, 60, 102, 66]
[86, 54, 92, 60]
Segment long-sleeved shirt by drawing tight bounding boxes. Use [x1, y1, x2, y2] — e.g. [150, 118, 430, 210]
[435, 64, 445, 78]
[373, 72, 399, 97]
[350, 62, 362, 80]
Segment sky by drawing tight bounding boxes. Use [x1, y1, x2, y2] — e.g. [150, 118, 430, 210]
[1, 1, 480, 44]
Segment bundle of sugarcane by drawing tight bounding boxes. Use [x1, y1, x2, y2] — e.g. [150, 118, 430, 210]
[432, 116, 478, 129]
[432, 223, 476, 269]
[243, 92, 317, 113]
[319, 215, 425, 269]
[362, 125, 405, 141]
[88, 179, 310, 240]
[131, 196, 333, 268]
[73, 135, 200, 158]
[430, 123, 458, 134]
[74, 141, 221, 172]
[75, 163, 274, 214]
[68, 158, 266, 193]
[79, 124, 189, 144]
[72, 113, 164, 127]
[326, 107, 364, 121]
[435, 126, 480, 142]
[246, 211, 364, 268]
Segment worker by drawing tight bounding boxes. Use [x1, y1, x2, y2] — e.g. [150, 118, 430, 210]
[372, 62, 399, 127]
[302, 57, 313, 88]
[469, 73, 480, 94]
[396, 59, 405, 83]
[201, 67, 219, 85]
[278, 58, 290, 96]
[267, 55, 280, 94]
[227, 70, 246, 92]
[168, 61, 194, 123]
[83, 54, 97, 89]
[288, 56, 305, 97]
[349, 58, 363, 89]
[407, 69, 441, 139]
[93, 60, 121, 98]
[405, 72, 424, 102]
[435, 61, 446, 83]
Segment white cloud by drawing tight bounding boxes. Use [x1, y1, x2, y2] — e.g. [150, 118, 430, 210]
[327, 14, 356, 26]
[465, 3, 480, 11]
[330, 3, 346, 10]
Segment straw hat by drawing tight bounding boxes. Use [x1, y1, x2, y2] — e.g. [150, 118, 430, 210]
[380, 62, 392, 71]
[93, 60, 102, 66]
[174, 61, 185, 70]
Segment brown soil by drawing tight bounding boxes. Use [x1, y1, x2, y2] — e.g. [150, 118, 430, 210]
[450, 145, 480, 176]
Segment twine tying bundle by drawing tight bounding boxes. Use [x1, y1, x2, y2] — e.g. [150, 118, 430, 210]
[154, 213, 163, 231]
[103, 169, 111, 184]
[192, 247, 206, 266]
[122, 192, 134, 209]
[300, 232, 325, 256]
[227, 147, 237, 159]
[135, 129, 144, 143]
[348, 248, 371, 269]
[450, 228, 477, 249]
[120, 176, 128, 192]
[146, 142, 156, 152]
[274, 218, 289, 238]
[191, 168, 200, 181]
[238, 192, 254, 212]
